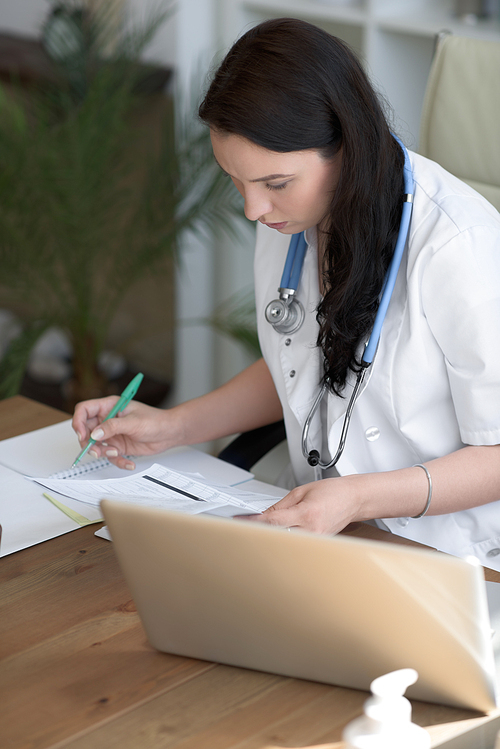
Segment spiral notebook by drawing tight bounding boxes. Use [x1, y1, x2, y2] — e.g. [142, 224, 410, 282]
[0, 419, 253, 485]
[0, 419, 256, 557]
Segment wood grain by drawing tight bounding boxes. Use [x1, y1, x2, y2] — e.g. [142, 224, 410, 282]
[0, 395, 69, 440]
[1, 397, 499, 749]
[39, 664, 498, 749]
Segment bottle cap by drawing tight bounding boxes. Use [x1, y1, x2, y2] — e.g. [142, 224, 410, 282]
[364, 668, 418, 723]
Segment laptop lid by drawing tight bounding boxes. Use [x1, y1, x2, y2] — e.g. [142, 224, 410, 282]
[101, 499, 498, 712]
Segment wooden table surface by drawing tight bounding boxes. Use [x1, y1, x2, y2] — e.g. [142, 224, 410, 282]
[1, 395, 500, 749]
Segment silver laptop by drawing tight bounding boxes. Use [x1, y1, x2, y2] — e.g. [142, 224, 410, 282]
[101, 499, 500, 712]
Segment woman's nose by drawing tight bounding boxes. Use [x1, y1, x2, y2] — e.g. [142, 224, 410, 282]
[243, 188, 273, 222]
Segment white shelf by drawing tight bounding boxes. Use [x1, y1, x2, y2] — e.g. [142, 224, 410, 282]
[218, 0, 500, 144]
[376, 8, 500, 41]
[241, 0, 367, 25]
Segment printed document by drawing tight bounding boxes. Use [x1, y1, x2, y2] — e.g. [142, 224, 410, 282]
[31, 463, 279, 516]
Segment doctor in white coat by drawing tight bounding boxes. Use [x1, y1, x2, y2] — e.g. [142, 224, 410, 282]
[72, 19, 500, 570]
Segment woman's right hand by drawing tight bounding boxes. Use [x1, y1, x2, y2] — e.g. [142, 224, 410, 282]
[72, 397, 180, 470]
[72, 359, 284, 471]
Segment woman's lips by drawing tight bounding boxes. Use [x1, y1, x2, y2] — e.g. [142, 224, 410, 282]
[264, 221, 288, 230]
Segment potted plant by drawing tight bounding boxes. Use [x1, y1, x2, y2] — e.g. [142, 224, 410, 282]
[0, 1, 244, 408]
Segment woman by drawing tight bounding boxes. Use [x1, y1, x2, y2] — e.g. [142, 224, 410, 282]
[72, 19, 500, 568]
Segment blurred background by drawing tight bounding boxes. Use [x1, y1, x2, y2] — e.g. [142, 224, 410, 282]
[0, 0, 498, 445]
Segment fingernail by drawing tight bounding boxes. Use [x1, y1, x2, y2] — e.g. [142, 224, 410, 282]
[106, 449, 118, 458]
[125, 462, 135, 470]
[91, 428, 104, 440]
[89, 449, 98, 459]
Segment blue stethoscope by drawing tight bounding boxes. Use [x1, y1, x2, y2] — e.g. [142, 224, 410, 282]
[265, 140, 414, 471]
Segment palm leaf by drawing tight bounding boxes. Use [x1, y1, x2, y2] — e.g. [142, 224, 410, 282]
[0, 5, 248, 401]
[0, 321, 50, 399]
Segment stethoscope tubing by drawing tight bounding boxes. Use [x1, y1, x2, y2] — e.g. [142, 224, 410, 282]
[279, 232, 308, 290]
[363, 198, 413, 363]
[301, 366, 368, 469]
[267, 139, 414, 473]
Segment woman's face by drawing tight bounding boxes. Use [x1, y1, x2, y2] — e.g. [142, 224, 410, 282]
[210, 131, 341, 235]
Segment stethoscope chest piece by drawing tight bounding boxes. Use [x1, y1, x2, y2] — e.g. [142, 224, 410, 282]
[265, 232, 308, 335]
[265, 290, 305, 335]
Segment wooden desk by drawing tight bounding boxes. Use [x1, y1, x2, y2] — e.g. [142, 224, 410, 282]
[1, 396, 500, 749]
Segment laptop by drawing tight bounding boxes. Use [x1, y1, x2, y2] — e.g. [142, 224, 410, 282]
[100, 499, 500, 712]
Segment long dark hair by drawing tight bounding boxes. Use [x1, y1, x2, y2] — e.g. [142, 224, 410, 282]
[199, 18, 404, 395]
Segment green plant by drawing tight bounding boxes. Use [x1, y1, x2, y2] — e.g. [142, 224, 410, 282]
[202, 289, 261, 359]
[0, 3, 244, 405]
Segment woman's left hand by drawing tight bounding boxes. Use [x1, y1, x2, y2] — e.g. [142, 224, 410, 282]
[246, 475, 366, 534]
[242, 445, 500, 534]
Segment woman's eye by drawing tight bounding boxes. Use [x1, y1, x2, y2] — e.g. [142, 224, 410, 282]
[266, 182, 288, 191]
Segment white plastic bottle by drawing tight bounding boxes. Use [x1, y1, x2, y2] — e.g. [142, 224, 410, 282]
[342, 669, 431, 748]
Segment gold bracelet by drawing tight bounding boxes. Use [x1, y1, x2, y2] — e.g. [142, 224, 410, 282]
[412, 463, 432, 518]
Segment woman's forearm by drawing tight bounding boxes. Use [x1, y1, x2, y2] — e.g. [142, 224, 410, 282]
[359, 445, 500, 520]
[169, 357, 284, 446]
[258, 444, 500, 535]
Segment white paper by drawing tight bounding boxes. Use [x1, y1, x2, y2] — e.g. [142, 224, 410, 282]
[0, 419, 253, 485]
[94, 498, 260, 545]
[0, 420, 283, 557]
[203, 484, 283, 511]
[96, 494, 235, 514]
[31, 463, 273, 513]
[0, 464, 100, 557]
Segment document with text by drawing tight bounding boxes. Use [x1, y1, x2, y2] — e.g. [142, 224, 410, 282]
[31, 463, 280, 517]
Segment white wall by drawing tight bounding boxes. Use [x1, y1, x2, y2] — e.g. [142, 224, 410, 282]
[0, 0, 47, 36]
[127, 0, 177, 68]
[0, 0, 177, 67]
[127, 0, 255, 437]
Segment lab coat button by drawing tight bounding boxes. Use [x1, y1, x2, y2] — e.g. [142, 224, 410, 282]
[285, 338, 291, 346]
[289, 370, 296, 378]
[486, 548, 500, 558]
[365, 426, 380, 441]
[396, 517, 410, 527]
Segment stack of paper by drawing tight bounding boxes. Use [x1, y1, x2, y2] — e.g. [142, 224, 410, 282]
[0, 419, 285, 557]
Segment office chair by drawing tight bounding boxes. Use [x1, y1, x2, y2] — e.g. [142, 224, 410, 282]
[218, 419, 286, 471]
[419, 33, 500, 211]
[219, 33, 500, 472]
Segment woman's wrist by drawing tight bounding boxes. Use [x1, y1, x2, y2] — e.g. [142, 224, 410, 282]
[161, 402, 191, 447]
[353, 466, 433, 523]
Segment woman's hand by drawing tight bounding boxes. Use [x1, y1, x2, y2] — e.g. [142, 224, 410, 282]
[71, 359, 284, 472]
[247, 475, 366, 535]
[72, 397, 178, 470]
[243, 445, 500, 534]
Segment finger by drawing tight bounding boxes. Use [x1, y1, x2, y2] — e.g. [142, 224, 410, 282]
[72, 396, 119, 442]
[105, 454, 136, 470]
[100, 445, 135, 470]
[89, 413, 135, 443]
[85, 442, 136, 470]
[265, 488, 306, 512]
[254, 507, 302, 528]
[72, 410, 92, 444]
[234, 512, 301, 531]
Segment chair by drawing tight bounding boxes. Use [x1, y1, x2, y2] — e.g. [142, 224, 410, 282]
[419, 33, 500, 211]
[218, 419, 286, 471]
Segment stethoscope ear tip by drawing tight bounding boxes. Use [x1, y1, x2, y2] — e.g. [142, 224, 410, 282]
[308, 450, 320, 467]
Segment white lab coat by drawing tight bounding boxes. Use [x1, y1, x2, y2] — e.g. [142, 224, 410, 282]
[254, 151, 500, 571]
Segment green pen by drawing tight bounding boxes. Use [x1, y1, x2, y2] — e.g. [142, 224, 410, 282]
[72, 372, 144, 468]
